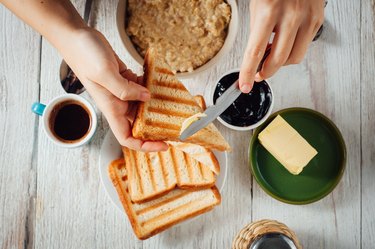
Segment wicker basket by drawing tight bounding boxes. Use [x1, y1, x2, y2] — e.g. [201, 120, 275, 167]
[232, 219, 302, 249]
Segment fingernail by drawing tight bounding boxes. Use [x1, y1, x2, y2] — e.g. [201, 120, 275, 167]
[140, 91, 150, 101]
[241, 84, 252, 93]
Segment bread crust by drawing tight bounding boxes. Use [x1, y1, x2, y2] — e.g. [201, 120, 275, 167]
[131, 49, 153, 138]
[122, 146, 216, 203]
[193, 95, 206, 110]
[131, 48, 231, 152]
[108, 159, 221, 240]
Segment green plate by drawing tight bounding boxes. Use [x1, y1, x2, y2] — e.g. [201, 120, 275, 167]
[249, 108, 346, 205]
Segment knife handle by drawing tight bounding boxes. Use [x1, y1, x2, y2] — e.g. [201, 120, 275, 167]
[256, 46, 272, 73]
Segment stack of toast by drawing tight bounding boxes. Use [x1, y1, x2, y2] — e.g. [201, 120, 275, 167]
[132, 48, 230, 152]
[109, 49, 230, 239]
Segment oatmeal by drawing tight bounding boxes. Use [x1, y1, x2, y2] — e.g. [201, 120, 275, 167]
[126, 0, 231, 73]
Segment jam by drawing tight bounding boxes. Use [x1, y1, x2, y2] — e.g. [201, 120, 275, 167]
[213, 71, 272, 127]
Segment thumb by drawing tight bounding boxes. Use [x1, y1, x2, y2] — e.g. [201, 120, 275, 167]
[100, 71, 150, 102]
[117, 76, 150, 102]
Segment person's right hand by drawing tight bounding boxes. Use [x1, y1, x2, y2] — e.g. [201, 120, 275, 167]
[60, 28, 168, 152]
[239, 0, 325, 93]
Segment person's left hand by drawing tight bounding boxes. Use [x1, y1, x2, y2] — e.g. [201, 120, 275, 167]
[59, 28, 168, 151]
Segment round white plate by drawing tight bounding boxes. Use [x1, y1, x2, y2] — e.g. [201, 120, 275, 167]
[99, 130, 228, 213]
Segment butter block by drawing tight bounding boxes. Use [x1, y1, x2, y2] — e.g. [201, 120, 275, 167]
[180, 113, 207, 135]
[258, 115, 318, 175]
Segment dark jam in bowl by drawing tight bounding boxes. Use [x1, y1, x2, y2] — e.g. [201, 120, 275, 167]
[213, 71, 272, 127]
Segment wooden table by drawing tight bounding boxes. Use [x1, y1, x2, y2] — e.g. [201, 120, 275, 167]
[1, 0, 374, 248]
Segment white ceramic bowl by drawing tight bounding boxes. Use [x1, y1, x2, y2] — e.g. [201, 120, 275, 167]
[116, 0, 239, 79]
[211, 69, 275, 131]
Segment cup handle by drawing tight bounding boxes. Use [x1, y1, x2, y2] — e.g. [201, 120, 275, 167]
[31, 102, 46, 116]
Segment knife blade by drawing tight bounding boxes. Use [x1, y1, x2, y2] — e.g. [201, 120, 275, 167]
[179, 79, 241, 141]
[179, 46, 272, 141]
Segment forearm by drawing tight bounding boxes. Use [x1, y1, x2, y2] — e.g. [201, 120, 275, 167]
[1, 0, 167, 152]
[1, 0, 86, 51]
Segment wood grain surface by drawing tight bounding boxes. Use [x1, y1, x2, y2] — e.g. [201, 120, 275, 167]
[361, 0, 375, 248]
[0, 7, 41, 249]
[0, 0, 374, 248]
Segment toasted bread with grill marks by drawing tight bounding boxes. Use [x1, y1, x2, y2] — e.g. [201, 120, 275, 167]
[122, 146, 216, 203]
[108, 158, 221, 240]
[166, 141, 220, 175]
[166, 95, 220, 175]
[132, 48, 230, 151]
[193, 95, 206, 111]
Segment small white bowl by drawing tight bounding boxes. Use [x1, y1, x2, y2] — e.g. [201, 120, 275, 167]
[211, 69, 274, 131]
[116, 0, 239, 79]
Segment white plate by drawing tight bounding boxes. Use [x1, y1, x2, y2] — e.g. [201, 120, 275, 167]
[99, 130, 228, 213]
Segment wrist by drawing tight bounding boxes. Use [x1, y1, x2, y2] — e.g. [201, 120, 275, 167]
[55, 27, 114, 83]
[54, 26, 100, 61]
[52, 25, 94, 51]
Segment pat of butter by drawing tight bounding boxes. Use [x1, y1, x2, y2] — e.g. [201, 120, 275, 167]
[180, 113, 207, 135]
[258, 115, 317, 175]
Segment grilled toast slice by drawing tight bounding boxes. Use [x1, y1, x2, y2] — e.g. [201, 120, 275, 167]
[122, 146, 216, 203]
[193, 95, 206, 111]
[166, 95, 220, 175]
[132, 48, 230, 151]
[109, 158, 221, 240]
[166, 141, 220, 175]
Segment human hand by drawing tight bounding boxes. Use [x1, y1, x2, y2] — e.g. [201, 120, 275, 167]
[239, 0, 325, 93]
[59, 27, 168, 151]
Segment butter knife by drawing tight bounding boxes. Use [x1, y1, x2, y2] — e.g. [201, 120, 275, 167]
[179, 79, 241, 141]
[179, 47, 271, 141]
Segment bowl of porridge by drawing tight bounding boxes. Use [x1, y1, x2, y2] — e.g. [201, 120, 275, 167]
[116, 0, 238, 78]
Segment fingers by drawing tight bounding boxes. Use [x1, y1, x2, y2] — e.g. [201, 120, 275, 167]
[125, 102, 138, 122]
[141, 141, 169, 152]
[105, 105, 168, 152]
[114, 76, 150, 102]
[92, 54, 148, 102]
[85, 82, 168, 152]
[125, 138, 169, 152]
[257, 19, 299, 80]
[120, 68, 138, 83]
[96, 66, 150, 102]
[240, 11, 275, 93]
[115, 53, 139, 83]
[108, 113, 168, 152]
[116, 55, 144, 84]
[285, 17, 324, 65]
[106, 97, 168, 152]
[137, 75, 144, 86]
[113, 51, 143, 85]
[242, 0, 325, 85]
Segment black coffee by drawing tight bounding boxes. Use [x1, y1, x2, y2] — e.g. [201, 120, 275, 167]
[49, 101, 91, 142]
